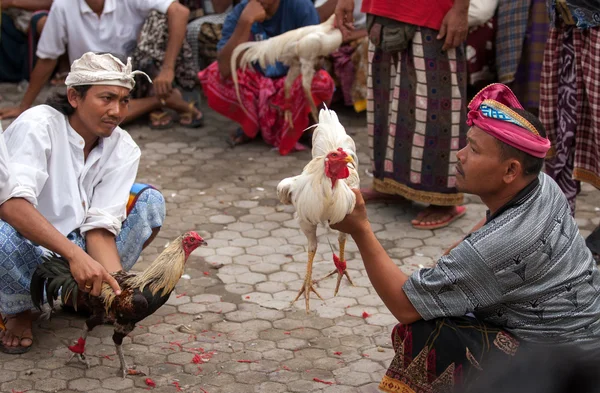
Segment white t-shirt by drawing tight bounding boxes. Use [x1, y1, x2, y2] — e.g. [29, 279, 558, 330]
[3, 105, 141, 237]
[37, 0, 175, 62]
[0, 126, 17, 206]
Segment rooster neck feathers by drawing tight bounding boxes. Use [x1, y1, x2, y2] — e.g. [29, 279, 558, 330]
[101, 235, 187, 310]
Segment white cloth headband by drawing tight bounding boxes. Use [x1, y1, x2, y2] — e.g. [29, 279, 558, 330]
[65, 52, 151, 90]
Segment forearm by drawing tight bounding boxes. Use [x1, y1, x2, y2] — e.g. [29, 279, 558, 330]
[163, 3, 190, 72]
[316, 0, 337, 22]
[20, 58, 57, 109]
[217, 19, 253, 78]
[212, 0, 233, 14]
[452, 0, 469, 11]
[0, 198, 79, 261]
[4, 0, 52, 10]
[85, 229, 121, 273]
[351, 228, 421, 324]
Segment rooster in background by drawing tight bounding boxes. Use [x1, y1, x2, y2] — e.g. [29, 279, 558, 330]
[231, 15, 342, 129]
[31, 232, 207, 378]
[277, 108, 359, 311]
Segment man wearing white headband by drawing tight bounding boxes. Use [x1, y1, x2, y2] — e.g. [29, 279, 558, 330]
[0, 52, 165, 354]
[0, 0, 203, 128]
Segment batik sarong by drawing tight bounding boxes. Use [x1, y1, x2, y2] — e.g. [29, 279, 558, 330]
[540, 23, 600, 212]
[0, 184, 165, 315]
[199, 61, 335, 156]
[380, 317, 520, 393]
[367, 27, 467, 206]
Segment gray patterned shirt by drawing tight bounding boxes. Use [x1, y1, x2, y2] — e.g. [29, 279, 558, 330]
[404, 173, 600, 352]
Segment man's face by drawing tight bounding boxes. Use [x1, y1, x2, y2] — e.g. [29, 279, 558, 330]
[68, 85, 130, 138]
[258, 0, 280, 17]
[455, 126, 509, 196]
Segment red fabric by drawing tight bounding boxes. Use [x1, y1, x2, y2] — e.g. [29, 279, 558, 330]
[361, 0, 453, 30]
[198, 62, 335, 156]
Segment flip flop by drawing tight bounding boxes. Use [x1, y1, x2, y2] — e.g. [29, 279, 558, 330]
[179, 101, 204, 128]
[149, 111, 174, 130]
[412, 206, 467, 230]
[0, 318, 33, 354]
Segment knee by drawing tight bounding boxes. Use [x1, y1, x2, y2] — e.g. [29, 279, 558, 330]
[137, 188, 166, 227]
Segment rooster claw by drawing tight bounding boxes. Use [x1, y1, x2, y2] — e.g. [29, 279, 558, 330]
[291, 278, 323, 313]
[67, 353, 90, 369]
[319, 269, 355, 297]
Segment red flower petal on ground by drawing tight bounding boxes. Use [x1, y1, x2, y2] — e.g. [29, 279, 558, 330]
[333, 351, 342, 356]
[203, 272, 210, 276]
[144, 378, 156, 387]
[313, 378, 334, 385]
[172, 381, 183, 391]
[192, 354, 203, 364]
[68, 337, 86, 354]
[362, 311, 370, 319]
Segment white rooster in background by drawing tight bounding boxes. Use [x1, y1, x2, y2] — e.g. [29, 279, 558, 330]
[277, 108, 359, 312]
[231, 15, 342, 129]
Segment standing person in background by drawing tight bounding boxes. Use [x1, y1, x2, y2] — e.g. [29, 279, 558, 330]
[540, 1, 600, 262]
[496, 0, 548, 116]
[335, 0, 470, 230]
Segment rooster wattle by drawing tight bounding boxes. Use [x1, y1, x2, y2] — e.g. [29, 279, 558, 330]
[277, 108, 359, 311]
[30, 231, 207, 377]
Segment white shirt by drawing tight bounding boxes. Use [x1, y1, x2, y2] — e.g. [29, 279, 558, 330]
[3, 105, 141, 237]
[0, 126, 17, 206]
[37, 0, 175, 62]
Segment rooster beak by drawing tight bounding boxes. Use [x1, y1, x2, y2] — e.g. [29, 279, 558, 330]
[200, 240, 208, 246]
[344, 156, 354, 164]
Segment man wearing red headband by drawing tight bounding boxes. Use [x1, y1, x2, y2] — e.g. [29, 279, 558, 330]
[333, 83, 600, 392]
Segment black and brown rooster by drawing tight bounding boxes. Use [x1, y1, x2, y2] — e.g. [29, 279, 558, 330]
[31, 231, 207, 377]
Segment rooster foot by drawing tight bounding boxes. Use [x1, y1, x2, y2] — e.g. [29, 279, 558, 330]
[291, 276, 323, 313]
[319, 268, 355, 297]
[126, 368, 146, 376]
[67, 353, 90, 369]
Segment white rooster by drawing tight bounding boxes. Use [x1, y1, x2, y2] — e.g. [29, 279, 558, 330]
[277, 108, 359, 312]
[230, 15, 342, 129]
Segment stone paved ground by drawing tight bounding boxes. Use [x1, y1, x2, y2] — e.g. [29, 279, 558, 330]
[1, 84, 599, 393]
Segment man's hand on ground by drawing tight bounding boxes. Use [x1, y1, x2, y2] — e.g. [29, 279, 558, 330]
[153, 68, 175, 98]
[67, 247, 121, 297]
[334, 0, 355, 40]
[0, 106, 25, 120]
[437, 5, 469, 51]
[330, 189, 371, 237]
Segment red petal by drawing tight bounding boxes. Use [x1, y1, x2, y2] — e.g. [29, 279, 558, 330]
[362, 311, 370, 319]
[144, 378, 156, 387]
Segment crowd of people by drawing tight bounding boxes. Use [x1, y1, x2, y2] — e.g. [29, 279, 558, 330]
[0, 0, 599, 391]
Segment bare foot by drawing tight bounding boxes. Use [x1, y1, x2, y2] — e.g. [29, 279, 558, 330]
[0, 311, 33, 354]
[411, 205, 467, 230]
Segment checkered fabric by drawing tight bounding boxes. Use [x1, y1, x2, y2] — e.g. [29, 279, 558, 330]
[496, 0, 531, 83]
[541, 25, 600, 191]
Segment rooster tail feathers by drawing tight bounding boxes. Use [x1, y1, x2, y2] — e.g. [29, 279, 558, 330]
[30, 254, 78, 311]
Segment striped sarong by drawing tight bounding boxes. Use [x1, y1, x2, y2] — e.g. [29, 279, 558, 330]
[367, 27, 467, 206]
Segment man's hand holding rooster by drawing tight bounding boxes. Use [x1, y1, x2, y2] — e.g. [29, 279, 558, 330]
[67, 246, 121, 297]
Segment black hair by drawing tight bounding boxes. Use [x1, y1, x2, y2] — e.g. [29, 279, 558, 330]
[495, 108, 547, 177]
[45, 85, 92, 116]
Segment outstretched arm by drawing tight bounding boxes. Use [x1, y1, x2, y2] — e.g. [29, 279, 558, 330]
[0, 199, 121, 297]
[331, 190, 422, 324]
[1, 0, 52, 11]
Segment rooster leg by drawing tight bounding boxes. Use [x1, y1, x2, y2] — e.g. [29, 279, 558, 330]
[292, 222, 323, 312]
[335, 232, 355, 296]
[283, 62, 301, 130]
[300, 58, 319, 124]
[67, 324, 90, 368]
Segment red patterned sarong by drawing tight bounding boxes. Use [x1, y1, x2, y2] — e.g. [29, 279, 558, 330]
[198, 61, 335, 155]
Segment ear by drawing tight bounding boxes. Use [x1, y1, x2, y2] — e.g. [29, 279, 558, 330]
[503, 159, 522, 184]
[66, 88, 81, 109]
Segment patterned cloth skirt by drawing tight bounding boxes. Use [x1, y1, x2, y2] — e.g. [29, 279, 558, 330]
[367, 27, 467, 206]
[131, 10, 199, 98]
[380, 317, 520, 393]
[0, 184, 165, 315]
[540, 23, 600, 212]
[198, 61, 335, 156]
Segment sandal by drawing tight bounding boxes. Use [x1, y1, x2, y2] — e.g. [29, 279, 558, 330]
[227, 128, 252, 148]
[0, 316, 33, 354]
[149, 111, 174, 130]
[412, 205, 467, 230]
[179, 101, 204, 128]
